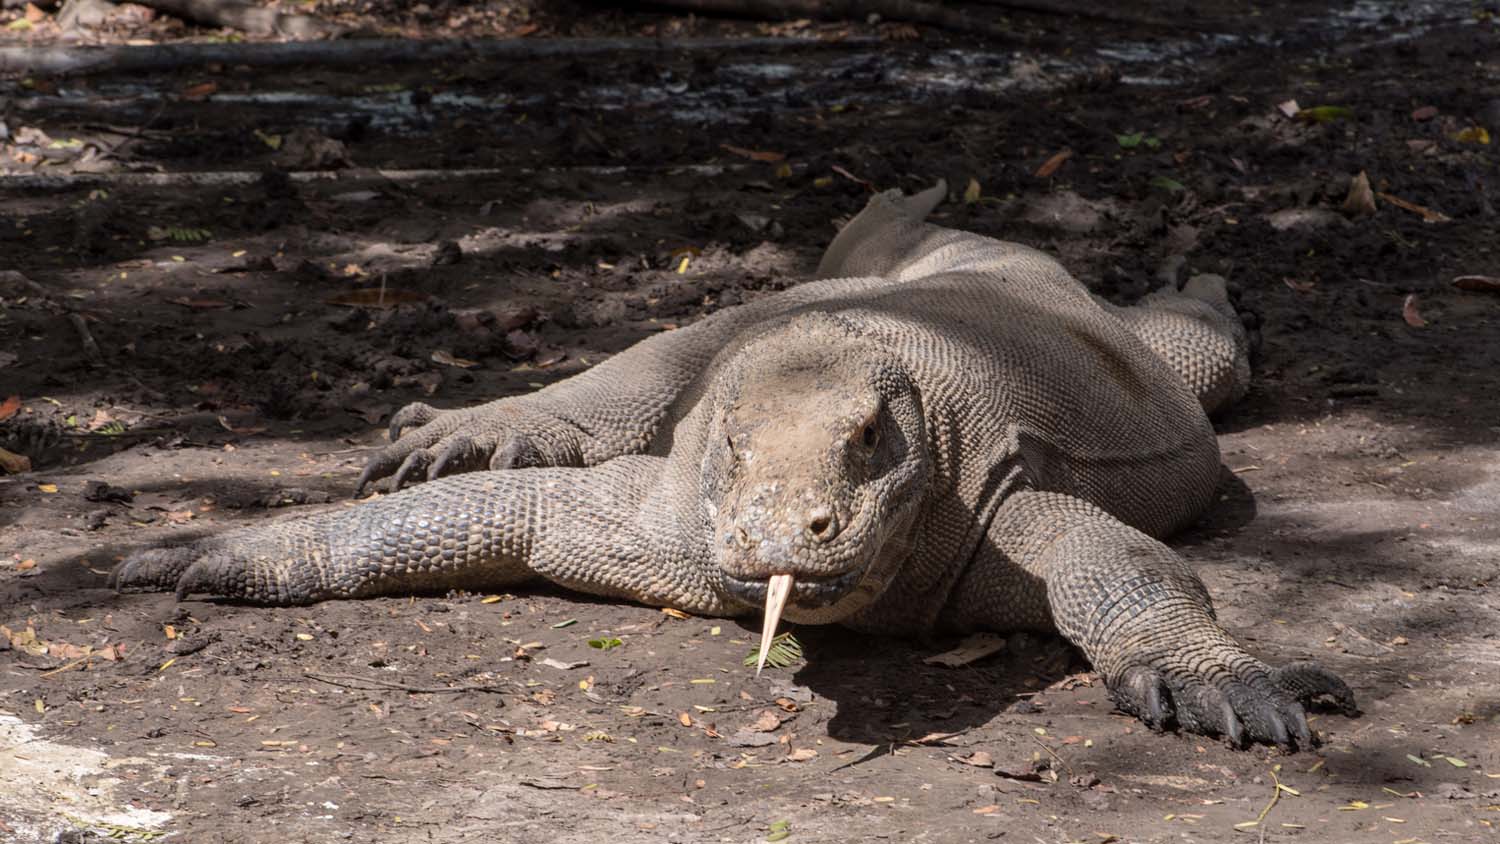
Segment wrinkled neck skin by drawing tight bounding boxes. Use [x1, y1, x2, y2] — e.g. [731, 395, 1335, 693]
[700, 317, 932, 624]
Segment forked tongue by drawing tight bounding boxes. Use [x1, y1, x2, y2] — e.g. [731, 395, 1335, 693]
[755, 574, 795, 676]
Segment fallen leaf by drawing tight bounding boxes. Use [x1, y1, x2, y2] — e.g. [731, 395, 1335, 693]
[786, 748, 817, 762]
[960, 751, 995, 768]
[1453, 275, 1500, 293]
[1277, 99, 1301, 118]
[0, 447, 31, 474]
[218, 415, 267, 435]
[1401, 294, 1427, 328]
[1450, 126, 1491, 145]
[324, 289, 429, 309]
[924, 633, 1007, 667]
[677, 712, 693, 727]
[830, 164, 872, 189]
[1298, 105, 1354, 123]
[0, 395, 18, 422]
[167, 297, 231, 310]
[1377, 192, 1451, 223]
[37, 483, 58, 493]
[431, 350, 479, 369]
[1034, 148, 1073, 178]
[719, 144, 785, 163]
[540, 658, 588, 670]
[1341, 171, 1377, 216]
[181, 81, 218, 100]
[963, 178, 982, 204]
[1410, 105, 1438, 121]
[750, 710, 782, 732]
[660, 607, 690, 620]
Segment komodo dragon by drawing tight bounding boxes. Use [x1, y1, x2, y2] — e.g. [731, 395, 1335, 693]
[113, 182, 1355, 749]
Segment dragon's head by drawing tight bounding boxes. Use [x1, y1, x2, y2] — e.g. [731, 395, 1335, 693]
[701, 314, 931, 671]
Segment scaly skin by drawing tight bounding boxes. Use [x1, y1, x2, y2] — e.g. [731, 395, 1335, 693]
[113, 182, 1356, 749]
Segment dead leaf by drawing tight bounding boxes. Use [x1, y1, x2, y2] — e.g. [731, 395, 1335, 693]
[963, 178, 982, 204]
[1034, 148, 1073, 179]
[909, 731, 962, 746]
[0, 395, 18, 422]
[539, 658, 588, 671]
[1283, 278, 1317, 293]
[1376, 192, 1452, 223]
[0, 447, 31, 474]
[960, 751, 995, 768]
[1410, 105, 1438, 121]
[750, 710, 783, 732]
[167, 297, 231, 310]
[181, 81, 218, 100]
[325, 289, 429, 309]
[1277, 99, 1301, 118]
[1401, 294, 1427, 328]
[786, 748, 817, 762]
[660, 607, 690, 620]
[1450, 126, 1491, 145]
[1341, 171, 1377, 216]
[677, 712, 693, 727]
[431, 350, 480, 369]
[274, 127, 352, 169]
[217, 415, 267, 435]
[720, 144, 785, 163]
[1453, 275, 1500, 293]
[830, 165, 872, 189]
[924, 632, 1007, 667]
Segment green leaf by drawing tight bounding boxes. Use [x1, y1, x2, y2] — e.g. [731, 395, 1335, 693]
[1116, 132, 1145, 149]
[1299, 105, 1354, 123]
[1406, 753, 1432, 767]
[743, 632, 804, 669]
[551, 619, 578, 628]
[588, 637, 622, 651]
[1150, 175, 1186, 193]
[1143, 136, 1163, 149]
[1445, 756, 1468, 767]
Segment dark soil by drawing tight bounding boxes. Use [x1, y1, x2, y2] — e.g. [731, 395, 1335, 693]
[2, 2, 1499, 842]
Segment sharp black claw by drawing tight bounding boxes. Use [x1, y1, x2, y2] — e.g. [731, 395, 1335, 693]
[429, 434, 487, 480]
[1221, 700, 1245, 748]
[490, 437, 526, 470]
[390, 450, 432, 491]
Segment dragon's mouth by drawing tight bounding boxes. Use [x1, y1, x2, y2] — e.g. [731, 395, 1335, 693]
[722, 568, 864, 676]
[720, 568, 861, 608]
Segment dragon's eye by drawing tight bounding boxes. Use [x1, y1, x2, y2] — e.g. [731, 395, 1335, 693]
[861, 422, 879, 449]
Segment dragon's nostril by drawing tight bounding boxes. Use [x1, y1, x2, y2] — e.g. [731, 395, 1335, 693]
[806, 507, 839, 541]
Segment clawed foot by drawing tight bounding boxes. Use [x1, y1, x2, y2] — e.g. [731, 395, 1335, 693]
[355, 400, 580, 496]
[1109, 656, 1356, 750]
[110, 526, 325, 605]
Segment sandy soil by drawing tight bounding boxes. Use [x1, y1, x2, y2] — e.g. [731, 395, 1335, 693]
[2, 2, 1499, 842]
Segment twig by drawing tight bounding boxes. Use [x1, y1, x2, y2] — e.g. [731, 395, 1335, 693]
[303, 671, 512, 696]
[1032, 735, 1074, 777]
[67, 313, 104, 366]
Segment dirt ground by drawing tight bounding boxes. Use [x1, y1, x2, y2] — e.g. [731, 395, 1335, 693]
[2, 1, 1499, 842]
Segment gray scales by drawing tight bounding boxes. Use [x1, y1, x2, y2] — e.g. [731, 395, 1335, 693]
[112, 182, 1355, 749]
